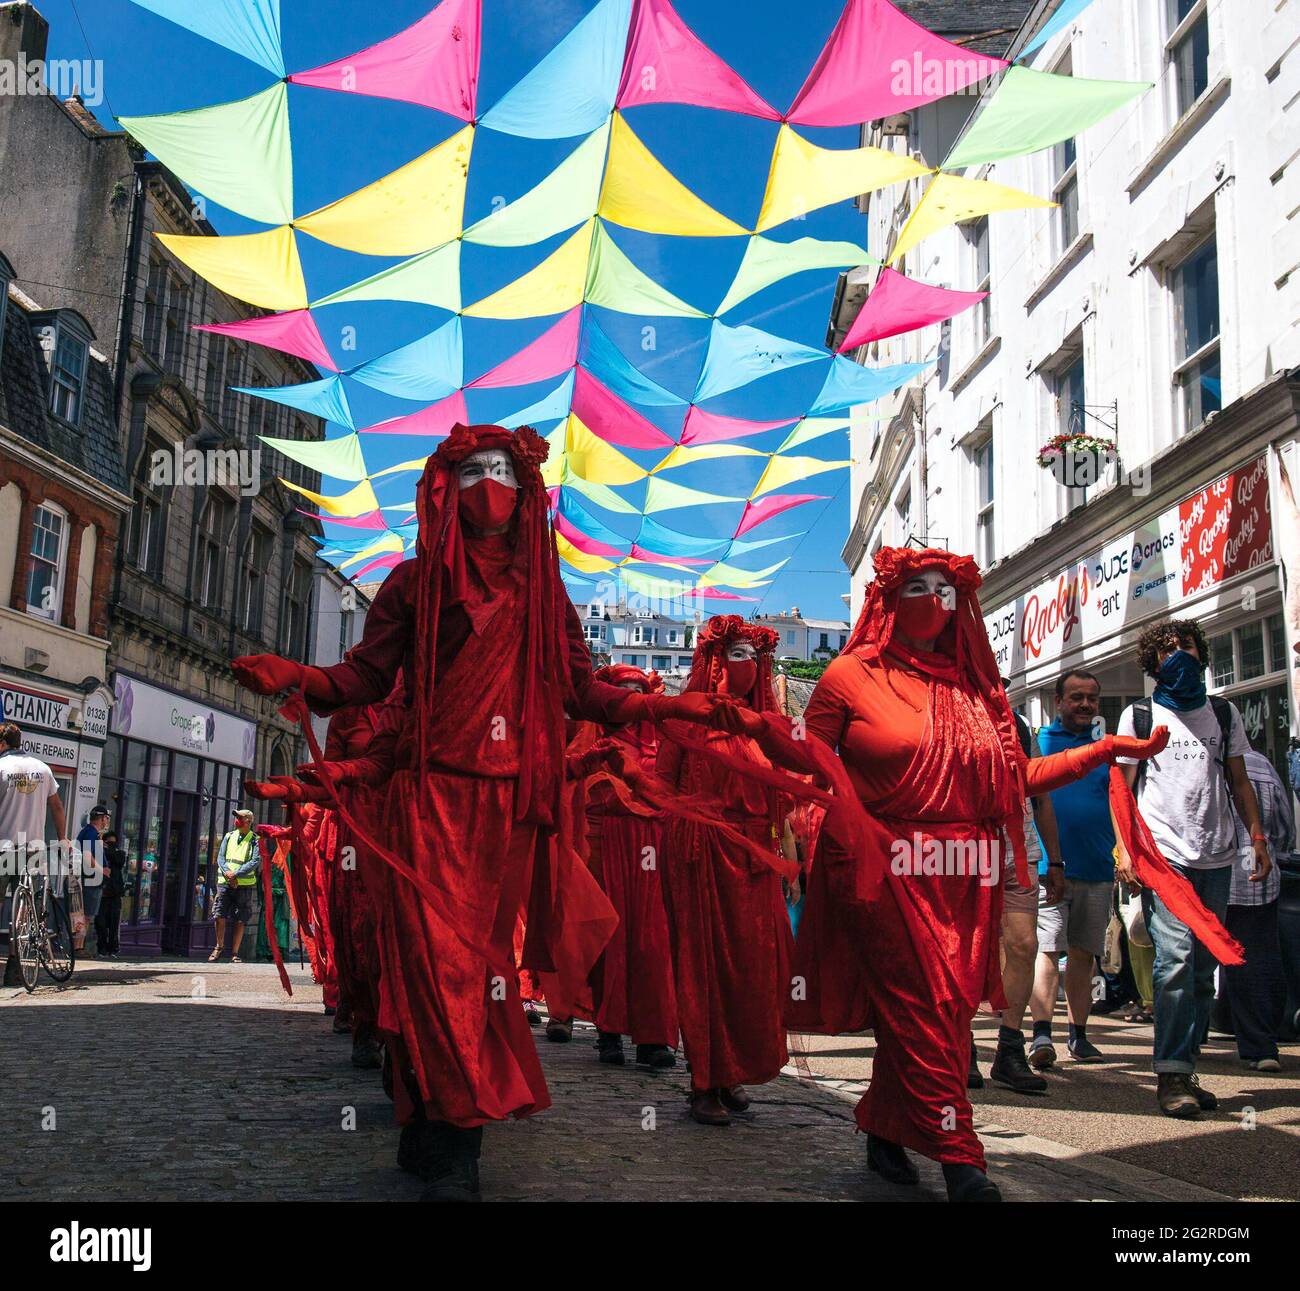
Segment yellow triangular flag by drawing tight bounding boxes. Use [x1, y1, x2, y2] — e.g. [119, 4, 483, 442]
[556, 530, 618, 574]
[563, 474, 640, 515]
[651, 443, 765, 473]
[295, 125, 474, 256]
[370, 457, 430, 478]
[599, 111, 748, 238]
[757, 125, 931, 231]
[340, 532, 407, 569]
[463, 220, 595, 319]
[751, 454, 849, 498]
[566, 413, 648, 486]
[158, 226, 307, 311]
[890, 172, 1056, 263]
[281, 477, 380, 517]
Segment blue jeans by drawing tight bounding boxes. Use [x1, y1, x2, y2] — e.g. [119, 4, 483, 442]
[1142, 862, 1231, 1074]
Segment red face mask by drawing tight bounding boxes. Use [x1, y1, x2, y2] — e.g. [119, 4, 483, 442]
[895, 593, 953, 642]
[723, 657, 757, 697]
[459, 478, 517, 531]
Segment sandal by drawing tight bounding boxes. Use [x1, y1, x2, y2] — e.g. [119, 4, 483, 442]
[230, 955, 242, 964]
[207, 949, 223, 963]
[1124, 1006, 1153, 1024]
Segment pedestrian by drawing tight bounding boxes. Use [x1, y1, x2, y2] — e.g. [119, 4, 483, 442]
[1221, 747, 1290, 1072]
[232, 423, 732, 1201]
[979, 707, 1061, 1096]
[1115, 618, 1271, 1118]
[74, 806, 110, 957]
[792, 547, 1170, 1201]
[0, 721, 69, 985]
[94, 829, 126, 958]
[209, 808, 260, 963]
[1029, 670, 1121, 1067]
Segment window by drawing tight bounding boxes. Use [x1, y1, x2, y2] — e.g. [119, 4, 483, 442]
[0, 255, 11, 370]
[1169, 0, 1209, 118]
[241, 525, 272, 634]
[786, 630, 796, 645]
[1209, 631, 1234, 688]
[281, 559, 312, 658]
[678, 656, 692, 668]
[163, 275, 189, 373]
[839, 633, 847, 650]
[143, 255, 166, 356]
[624, 654, 645, 668]
[1239, 619, 1266, 682]
[666, 629, 680, 644]
[204, 335, 226, 418]
[196, 494, 234, 611]
[818, 633, 830, 650]
[49, 328, 88, 425]
[1055, 352, 1089, 506]
[131, 436, 167, 576]
[246, 372, 269, 443]
[584, 623, 605, 642]
[973, 435, 995, 566]
[896, 483, 912, 544]
[1172, 234, 1220, 434]
[222, 343, 244, 437]
[967, 217, 991, 346]
[1051, 54, 1079, 256]
[652, 656, 671, 671]
[26, 502, 68, 621]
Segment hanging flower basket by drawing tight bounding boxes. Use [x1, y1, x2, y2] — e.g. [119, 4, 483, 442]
[1037, 432, 1117, 489]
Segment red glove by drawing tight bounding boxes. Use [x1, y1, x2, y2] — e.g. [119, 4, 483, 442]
[232, 654, 303, 696]
[1026, 727, 1169, 795]
[296, 761, 347, 790]
[244, 776, 328, 804]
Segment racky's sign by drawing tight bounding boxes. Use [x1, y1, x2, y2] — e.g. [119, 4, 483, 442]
[985, 456, 1273, 675]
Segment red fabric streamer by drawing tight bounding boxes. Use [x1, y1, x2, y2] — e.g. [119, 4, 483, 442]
[254, 827, 292, 996]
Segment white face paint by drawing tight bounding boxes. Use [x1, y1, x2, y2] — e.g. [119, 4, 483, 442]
[899, 569, 957, 611]
[725, 641, 757, 662]
[618, 680, 643, 691]
[457, 449, 518, 491]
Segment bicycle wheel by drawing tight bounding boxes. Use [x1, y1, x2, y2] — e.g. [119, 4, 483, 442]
[39, 896, 76, 983]
[10, 885, 40, 992]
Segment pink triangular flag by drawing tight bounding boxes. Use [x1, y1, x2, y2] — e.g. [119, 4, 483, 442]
[629, 543, 711, 566]
[839, 267, 987, 352]
[195, 310, 339, 372]
[468, 307, 582, 389]
[735, 493, 824, 536]
[555, 511, 628, 561]
[680, 405, 795, 446]
[288, 0, 481, 120]
[547, 486, 561, 510]
[298, 508, 388, 529]
[351, 552, 407, 580]
[360, 390, 469, 436]
[788, 0, 1006, 127]
[616, 0, 779, 119]
[692, 587, 758, 601]
[572, 367, 676, 450]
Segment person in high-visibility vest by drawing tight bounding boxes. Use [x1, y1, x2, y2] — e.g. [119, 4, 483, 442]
[210, 808, 260, 963]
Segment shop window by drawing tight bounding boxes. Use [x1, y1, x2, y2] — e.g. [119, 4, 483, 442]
[26, 501, 68, 622]
[1171, 233, 1220, 435]
[173, 754, 200, 794]
[124, 740, 147, 783]
[1169, 0, 1210, 119]
[102, 735, 123, 783]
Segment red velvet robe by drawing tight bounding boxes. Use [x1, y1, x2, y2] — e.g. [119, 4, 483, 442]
[309, 534, 644, 1128]
[587, 722, 677, 1046]
[293, 803, 338, 1008]
[657, 728, 794, 1091]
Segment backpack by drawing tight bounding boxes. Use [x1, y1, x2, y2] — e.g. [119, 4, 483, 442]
[1131, 695, 1233, 793]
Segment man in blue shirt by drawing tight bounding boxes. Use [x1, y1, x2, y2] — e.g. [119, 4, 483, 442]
[75, 806, 110, 958]
[1029, 670, 1117, 1066]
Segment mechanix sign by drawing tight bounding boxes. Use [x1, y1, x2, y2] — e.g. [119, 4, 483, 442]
[984, 456, 1273, 677]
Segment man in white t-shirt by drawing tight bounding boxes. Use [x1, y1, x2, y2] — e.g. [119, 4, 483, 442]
[0, 721, 68, 985]
[1114, 620, 1270, 1120]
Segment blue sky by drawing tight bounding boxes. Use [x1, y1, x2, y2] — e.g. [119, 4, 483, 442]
[40, 0, 881, 621]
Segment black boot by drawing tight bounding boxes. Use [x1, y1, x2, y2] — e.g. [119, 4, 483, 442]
[967, 1036, 984, 1090]
[351, 1023, 383, 1070]
[418, 1124, 483, 1202]
[332, 999, 352, 1035]
[596, 1031, 625, 1065]
[943, 1163, 1001, 1202]
[635, 1043, 677, 1071]
[989, 1028, 1047, 1095]
[866, 1134, 919, 1186]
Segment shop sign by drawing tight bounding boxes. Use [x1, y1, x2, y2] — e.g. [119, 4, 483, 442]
[110, 675, 257, 768]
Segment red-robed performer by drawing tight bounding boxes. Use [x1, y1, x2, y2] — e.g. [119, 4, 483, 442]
[231, 423, 727, 1202]
[578, 665, 678, 1072]
[791, 546, 1241, 1202]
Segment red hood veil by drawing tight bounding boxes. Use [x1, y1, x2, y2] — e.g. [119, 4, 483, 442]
[682, 615, 780, 710]
[593, 664, 664, 695]
[414, 422, 572, 825]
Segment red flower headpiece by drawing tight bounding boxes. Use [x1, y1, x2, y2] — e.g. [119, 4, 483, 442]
[594, 663, 663, 694]
[432, 422, 549, 487]
[871, 545, 982, 595]
[695, 614, 779, 656]
[683, 615, 780, 712]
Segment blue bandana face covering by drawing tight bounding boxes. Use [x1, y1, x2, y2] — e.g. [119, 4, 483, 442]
[1152, 648, 1208, 711]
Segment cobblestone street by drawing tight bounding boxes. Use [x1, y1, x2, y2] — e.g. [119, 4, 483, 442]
[4, 958, 1289, 1202]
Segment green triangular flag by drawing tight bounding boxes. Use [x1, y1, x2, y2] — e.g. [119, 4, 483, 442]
[585, 221, 707, 318]
[717, 236, 877, 315]
[563, 473, 640, 515]
[259, 432, 367, 482]
[464, 122, 608, 248]
[119, 83, 293, 226]
[776, 417, 851, 452]
[644, 476, 744, 513]
[311, 241, 461, 311]
[943, 66, 1151, 171]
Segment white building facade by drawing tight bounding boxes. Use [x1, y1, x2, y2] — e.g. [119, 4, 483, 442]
[835, 0, 1300, 769]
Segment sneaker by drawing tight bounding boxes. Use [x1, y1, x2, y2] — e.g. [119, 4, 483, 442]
[1186, 1074, 1217, 1111]
[1068, 1036, 1104, 1063]
[1028, 1035, 1057, 1070]
[1244, 1057, 1282, 1073]
[523, 1003, 542, 1027]
[990, 1040, 1048, 1095]
[1156, 1072, 1200, 1119]
[967, 1038, 984, 1090]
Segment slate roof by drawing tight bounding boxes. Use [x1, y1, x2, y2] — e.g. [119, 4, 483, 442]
[897, 0, 1033, 56]
[0, 280, 127, 494]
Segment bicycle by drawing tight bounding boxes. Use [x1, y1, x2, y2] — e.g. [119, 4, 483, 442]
[8, 850, 76, 992]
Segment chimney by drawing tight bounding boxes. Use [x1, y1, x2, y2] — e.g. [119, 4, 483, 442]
[0, 3, 50, 65]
